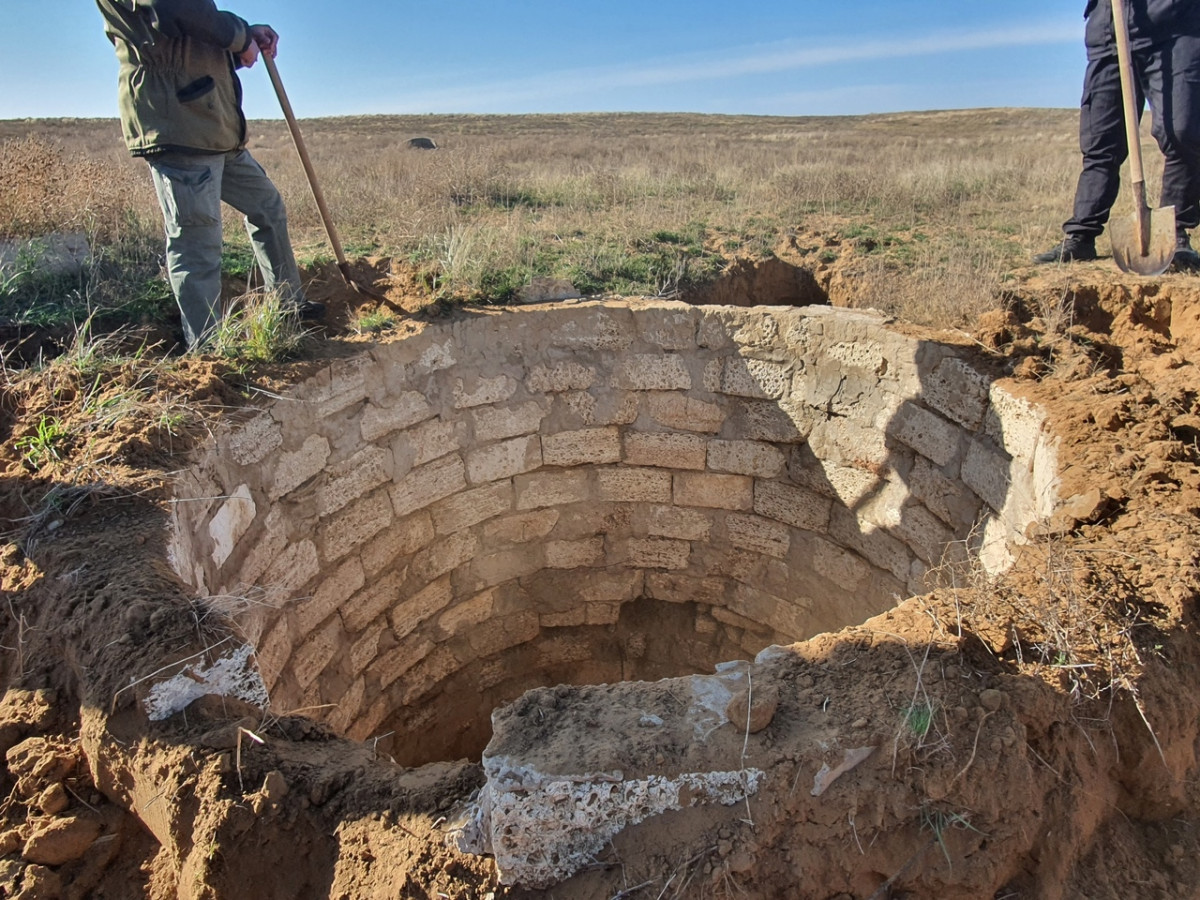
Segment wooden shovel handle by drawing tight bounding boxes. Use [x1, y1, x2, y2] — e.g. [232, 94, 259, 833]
[1110, 0, 1151, 250]
[262, 52, 350, 273]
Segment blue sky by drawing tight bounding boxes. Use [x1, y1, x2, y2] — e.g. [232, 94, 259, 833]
[5, 1, 1087, 119]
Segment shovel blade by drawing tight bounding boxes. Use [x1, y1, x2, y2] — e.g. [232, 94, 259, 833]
[1110, 204, 1176, 275]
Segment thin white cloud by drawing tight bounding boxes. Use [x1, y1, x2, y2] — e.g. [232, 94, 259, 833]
[379, 20, 1081, 113]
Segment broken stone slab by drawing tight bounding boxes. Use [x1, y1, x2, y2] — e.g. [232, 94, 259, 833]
[455, 663, 766, 888]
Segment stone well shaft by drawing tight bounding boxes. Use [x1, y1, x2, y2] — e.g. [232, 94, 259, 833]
[167, 302, 1057, 764]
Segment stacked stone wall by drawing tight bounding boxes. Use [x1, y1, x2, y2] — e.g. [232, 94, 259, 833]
[168, 301, 1057, 755]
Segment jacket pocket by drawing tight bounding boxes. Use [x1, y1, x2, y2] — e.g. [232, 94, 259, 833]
[176, 75, 216, 104]
[150, 163, 221, 229]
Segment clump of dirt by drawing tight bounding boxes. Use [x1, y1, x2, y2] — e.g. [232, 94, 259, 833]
[0, 252, 1198, 899]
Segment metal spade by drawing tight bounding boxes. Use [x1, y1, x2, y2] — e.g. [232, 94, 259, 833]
[1108, 0, 1176, 275]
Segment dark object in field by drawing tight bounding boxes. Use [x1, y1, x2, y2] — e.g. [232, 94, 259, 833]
[407, 137, 437, 150]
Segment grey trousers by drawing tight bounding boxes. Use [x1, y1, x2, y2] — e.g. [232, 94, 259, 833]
[147, 149, 304, 346]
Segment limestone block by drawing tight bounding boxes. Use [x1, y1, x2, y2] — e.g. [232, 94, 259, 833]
[361, 392, 434, 442]
[613, 354, 692, 391]
[726, 514, 790, 559]
[341, 569, 405, 634]
[254, 616, 293, 688]
[295, 558, 366, 636]
[515, 471, 590, 510]
[962, 439, 1012, 512]
[261, 540, 320, 595]
[632, 306, 697, 350]
[312, 356, 373, 419]
[547, 502, 631, 541]
[467, 435, 542, 484]
[622, 537, 690, 569]
[597, 467, 672, 503]
[319, 445, 392, 517]
[468, 547, 544, 590]
[412, 530, 479, 583]
[909, 457, 981, 528]
[375, 635, 435, 691]
[892, 502, 958, 564]
[674, 472, 753, 510]
[753, 480, 832, 532]
[707, 440, 786, 478]
[730, 399, 812, 443]
[325, 677, 366, 735]
[624, 432, 707, 470]
[413, 338, 457, 374]
[235, 507, 289, 589]
[789, 454, 879, 507]
[473, 401, 549, 442]
[454, 374, 518, 409]
[887, 403, 962, 468]
[807, 416, 890, 469]
[431, 482, 514, 534]
[585, 602, 623, 625]
[727, 586, 784, 633]
[645, 393, 725, 433]
[717, 357, 789, 399]
[731, 313, 781, 348]
[826, 339, 889, 377]
[483, 509, 561, 545]
[403, 417, 461, 468]
[438, 590, 496, 637]
[711, 605, 765, 634]
[291, 617, 345, 690]
[322, 488, 393, 562]
[645, 572, 728, 606]
[984, 385, 1046, 462]
[390, 455, 468, 518]
[267, 436, 329, 501]
[526, 362, 596, 393]
[535, 634, 596, 667]
[361, 511, 435, 577]
[922, 357, 990, 430]
[829, 507, 911, 582]
[393, 575, 454, 639]
[468, 610, 540, 657]
[560, 391, 639, 427]
[349, 621, 388, 676]
[347, 693, 393, 743]
[228, 413, 283, 466]
[546, 308, 635, 351]
[527, 569, 643, 611]
[810, 536, 873, 594]
[210, 484, 256, 567]
[803, 368, 888, 421]
[540, 607, 587, 628]
[545, 538, 605, 568]
[542, 427, 621, 467]
[640, 504, 713, 541]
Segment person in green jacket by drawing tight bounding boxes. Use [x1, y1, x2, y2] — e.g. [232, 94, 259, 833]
[95, 0, 323, 347]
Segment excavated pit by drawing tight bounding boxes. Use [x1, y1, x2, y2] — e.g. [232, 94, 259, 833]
[166, 301, 1058, 780]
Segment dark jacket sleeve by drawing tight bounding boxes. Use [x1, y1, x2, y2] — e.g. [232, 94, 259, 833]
[136, 0, 250, 53]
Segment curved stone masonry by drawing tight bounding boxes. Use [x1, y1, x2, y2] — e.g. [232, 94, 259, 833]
[167, 301, 1059, 766]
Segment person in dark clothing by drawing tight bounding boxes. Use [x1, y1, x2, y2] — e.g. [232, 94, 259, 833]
[1036, 0, 1200, 268]
[96, 0, 324, 346]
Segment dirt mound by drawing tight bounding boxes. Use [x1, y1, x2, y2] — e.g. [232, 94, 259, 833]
[0, 257, 1198, 899]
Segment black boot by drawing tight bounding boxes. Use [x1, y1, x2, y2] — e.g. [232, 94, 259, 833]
[1171, 232, 1200, 271]
[1033, 235, 1098, 264]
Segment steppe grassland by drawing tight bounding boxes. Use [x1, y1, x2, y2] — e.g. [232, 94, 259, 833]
[0, 109, 1121, 328]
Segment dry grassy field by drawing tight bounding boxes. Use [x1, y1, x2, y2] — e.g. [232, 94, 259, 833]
[0, 108, 1115, 330]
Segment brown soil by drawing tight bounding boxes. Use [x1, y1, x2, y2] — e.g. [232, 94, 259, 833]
[1, 243, 1199, 900]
